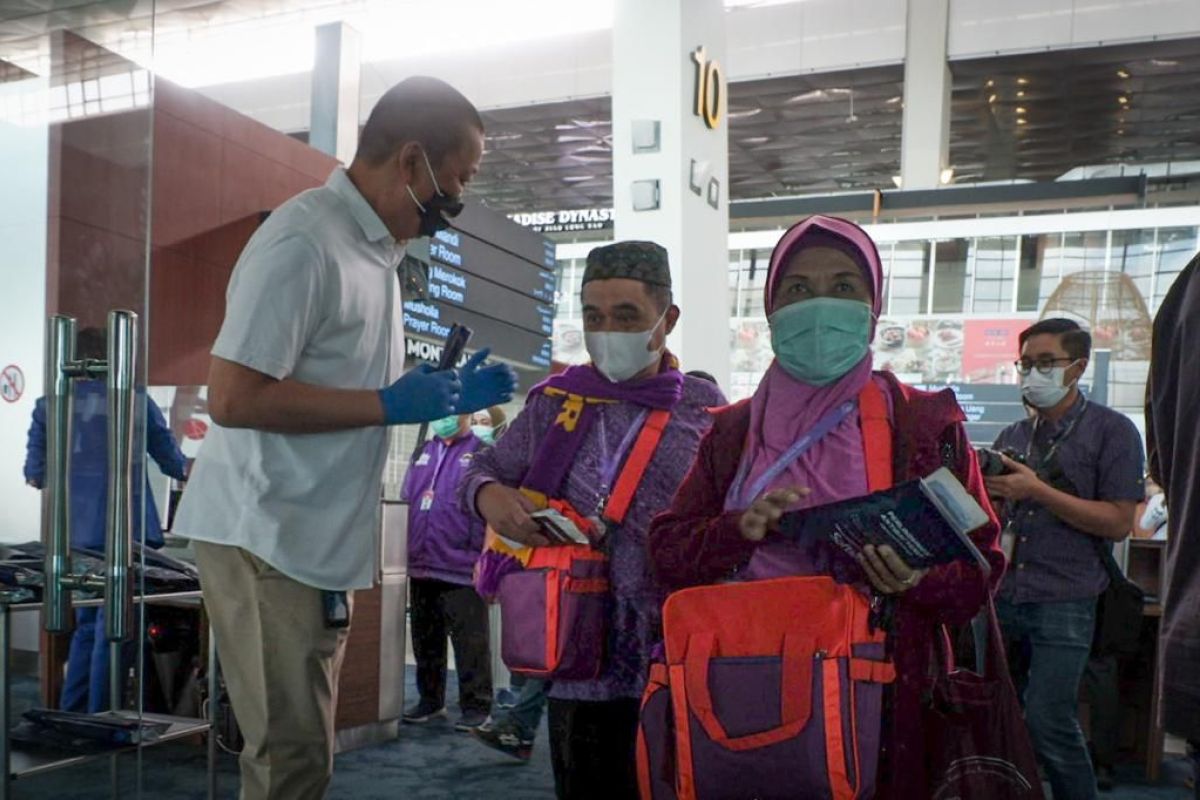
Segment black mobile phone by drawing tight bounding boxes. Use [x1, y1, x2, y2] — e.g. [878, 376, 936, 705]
[437, 323, 473, 371]
[322, 590, 350, 629]
[410, 324, 474, 464]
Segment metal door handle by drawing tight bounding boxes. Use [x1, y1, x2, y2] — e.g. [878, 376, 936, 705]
[41, 311, 137, 642]
[104, 311, 136, 643]
[42, 315, 78, 633]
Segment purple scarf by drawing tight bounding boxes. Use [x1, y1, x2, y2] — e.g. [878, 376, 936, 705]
[521, 353, 684, 500]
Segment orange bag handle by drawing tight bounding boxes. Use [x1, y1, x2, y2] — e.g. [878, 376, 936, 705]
[604, 408, 672, 525]
[858, 380, 893, 493]
[682, 630, 814, 751]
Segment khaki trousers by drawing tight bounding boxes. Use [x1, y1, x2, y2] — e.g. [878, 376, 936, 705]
[194, 541, 351, 800]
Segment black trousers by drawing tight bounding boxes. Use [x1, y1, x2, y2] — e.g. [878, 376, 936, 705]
[409, 578, 492, 714]
[548, 697, 640, 800]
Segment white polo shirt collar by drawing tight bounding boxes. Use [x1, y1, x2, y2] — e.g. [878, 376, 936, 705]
[326, 167, 398, 253]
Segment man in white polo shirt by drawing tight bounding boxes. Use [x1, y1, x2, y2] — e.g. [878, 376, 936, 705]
[173, 76, 516, 800]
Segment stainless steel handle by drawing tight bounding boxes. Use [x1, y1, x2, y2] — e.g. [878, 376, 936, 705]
[104, 310, 137, 643]
[42, 316, 77, 633]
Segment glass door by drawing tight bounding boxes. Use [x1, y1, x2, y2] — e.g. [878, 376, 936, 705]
[0, 2, 216, 796]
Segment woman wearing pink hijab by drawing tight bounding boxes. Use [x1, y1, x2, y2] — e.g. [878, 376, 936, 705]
[648, 215, 1005, 799]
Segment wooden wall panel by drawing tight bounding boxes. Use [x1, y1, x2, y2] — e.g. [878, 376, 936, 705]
[336, 585, 383, 730]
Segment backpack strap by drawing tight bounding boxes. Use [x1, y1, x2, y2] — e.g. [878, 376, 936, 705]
[859, 380, 893, 492]
[602, 409, 672, 525]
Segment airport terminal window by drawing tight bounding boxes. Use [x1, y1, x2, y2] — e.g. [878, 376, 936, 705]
[556, 258, 583, 320]
[1061, 230, 1108, 277]
[1035, 232, 1065, 311]
[931, 239, 970, 314]
[971, 236, 1018, 313]
[1155, 226, 1199, 307]
[1110, 229, 1156, 307]
[733, 248, 769, 318]
[1016, 234, 1044, 312]
[728, 252, 742, 317]
[887, 241, 931, 315]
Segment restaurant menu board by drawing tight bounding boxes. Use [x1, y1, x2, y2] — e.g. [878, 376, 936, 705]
[873, 316, 1033, 385]
[401, 201, 557, 381]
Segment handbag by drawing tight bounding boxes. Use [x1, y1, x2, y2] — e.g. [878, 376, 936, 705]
[637, 576, 894, 800]
[1092, 542, 1145, 657]
[924, 600, 1046, 800]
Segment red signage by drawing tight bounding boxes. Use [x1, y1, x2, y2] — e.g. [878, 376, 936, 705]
[962, 320, 1031, 383]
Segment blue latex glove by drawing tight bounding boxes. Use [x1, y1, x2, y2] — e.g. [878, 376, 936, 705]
[455, 348, 518, 414]
[378, 365, 462, 425]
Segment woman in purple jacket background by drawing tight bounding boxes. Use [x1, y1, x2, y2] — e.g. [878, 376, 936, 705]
[401, 408, 504, 731]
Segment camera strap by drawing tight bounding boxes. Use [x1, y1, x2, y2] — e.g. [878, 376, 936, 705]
[1006, 397, 1089, 562]
[1025, 396, 1089, 471]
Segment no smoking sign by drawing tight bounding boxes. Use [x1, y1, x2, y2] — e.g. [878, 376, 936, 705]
[1, 365, 25, 403]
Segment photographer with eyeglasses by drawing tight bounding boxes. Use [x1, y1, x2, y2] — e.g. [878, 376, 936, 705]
[982, 318, 1144, 800]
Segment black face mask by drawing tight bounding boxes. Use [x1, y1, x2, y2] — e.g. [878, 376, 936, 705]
[407, 149, 464, 238]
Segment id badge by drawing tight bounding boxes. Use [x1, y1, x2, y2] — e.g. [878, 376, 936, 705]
[1000, 525, 1017, 562]
[419, 490, 435, 511]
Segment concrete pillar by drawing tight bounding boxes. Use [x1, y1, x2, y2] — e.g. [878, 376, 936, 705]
[900, 0, 951, 190]
[310, 22, 361, 165]
[611, 0, 731, 389]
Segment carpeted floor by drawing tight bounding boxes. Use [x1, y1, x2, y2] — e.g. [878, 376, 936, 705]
[8, 671, 1195, 799]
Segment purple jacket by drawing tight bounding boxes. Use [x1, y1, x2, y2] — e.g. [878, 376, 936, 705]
[403, 434, 487, 586]
[462, 375, 726, 702]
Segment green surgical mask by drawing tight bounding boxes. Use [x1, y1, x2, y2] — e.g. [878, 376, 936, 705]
[470, 425, 495, 445]
[431, 416, 461, 439]
[769, 297, 872, 386]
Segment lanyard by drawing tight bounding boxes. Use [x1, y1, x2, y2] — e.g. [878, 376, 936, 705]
[598, 409, 650, 493]
[1025, 397, 1088, 469]
[421, 439, 454, 496]
[728, 399, 858, 509]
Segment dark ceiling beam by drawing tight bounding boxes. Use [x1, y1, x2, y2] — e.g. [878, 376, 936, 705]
[730, 175, 1147, 219]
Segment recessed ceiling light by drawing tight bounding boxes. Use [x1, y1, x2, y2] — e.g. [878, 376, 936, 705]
[986, 79, 995, 88]
[1117, 68, 1130, 79]
[562, 175, 595, 183]
[988, 94, 997, 104]
[727, 106, 763, 118]
[1016, 107, 1027, 114]
[740, 136, 770, 144]
[1017, 118, 1027, 125]
[1118, 96, 1129, 104]
[1017, 77, 1029, 85]
[1017, 90, 1025, 98]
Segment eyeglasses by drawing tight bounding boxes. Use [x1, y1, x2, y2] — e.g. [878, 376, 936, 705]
[1014, 357, 1075, 376]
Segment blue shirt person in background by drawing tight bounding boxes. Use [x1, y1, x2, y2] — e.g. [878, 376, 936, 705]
[985, 318, 1144, 800]
[23, 327, 188, 713]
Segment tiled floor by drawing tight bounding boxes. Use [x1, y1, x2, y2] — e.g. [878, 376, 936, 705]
[9, 672, 1195, 799]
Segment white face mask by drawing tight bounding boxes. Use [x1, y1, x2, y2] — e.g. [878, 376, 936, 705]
[1021, 363, 1077, 409]
[585, 310, 667, 383]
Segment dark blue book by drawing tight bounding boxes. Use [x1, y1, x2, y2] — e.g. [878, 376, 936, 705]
[778, 467, 992, 584]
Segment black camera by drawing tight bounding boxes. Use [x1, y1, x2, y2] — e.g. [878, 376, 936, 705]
[977, 447, 1026, 477]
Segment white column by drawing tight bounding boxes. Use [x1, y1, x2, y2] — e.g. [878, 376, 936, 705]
[900, 0, 951, 190]
[310, 22, 361, 165]
[612, 0, 732, 389]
